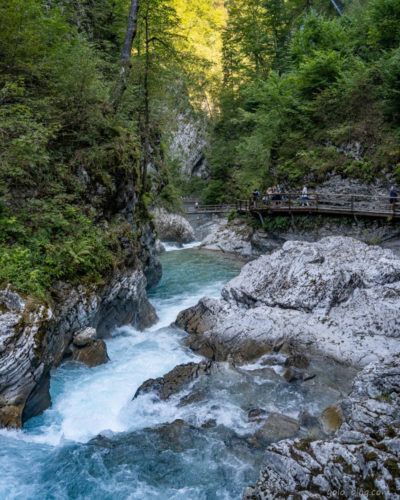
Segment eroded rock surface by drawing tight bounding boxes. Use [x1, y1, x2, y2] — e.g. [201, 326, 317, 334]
[0, 268, 157, 428]
[244, 357, 400, 499]
[133, 360, 213, 400]
[153, 208, 195, 244]
[200, 219, 280, 258]
[176, 237, 400, 367]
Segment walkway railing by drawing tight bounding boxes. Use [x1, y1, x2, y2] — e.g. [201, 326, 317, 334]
[185, 192, 400, 219]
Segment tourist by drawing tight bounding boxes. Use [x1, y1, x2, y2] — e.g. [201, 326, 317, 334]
[276, 184, 282, 204]
[301, 185, 309, 207]
[389, 186, 398, 209]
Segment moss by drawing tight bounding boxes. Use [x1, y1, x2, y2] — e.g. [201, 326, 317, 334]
[375, 442, 388, 452]
[294, 437, 315, 452]
[385, 459, 399, 478]
[385, 427, 396, 438]
[376, 393, 393, 403]
[364, 452, 378, 461]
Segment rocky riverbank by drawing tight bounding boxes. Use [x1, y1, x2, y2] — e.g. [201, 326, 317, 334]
[173, 236, 400, 497]
[244, 357, 400, 499]
[177, 237, 400, 367]
[199, 216, 400, 259]
[153, 207, 195, 244]
[0, 209, 162, 429]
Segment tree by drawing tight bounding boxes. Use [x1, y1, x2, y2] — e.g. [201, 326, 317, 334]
[113, 0, 141, 108]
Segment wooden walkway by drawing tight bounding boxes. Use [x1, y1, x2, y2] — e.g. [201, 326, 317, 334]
[185, 193, 400, 220]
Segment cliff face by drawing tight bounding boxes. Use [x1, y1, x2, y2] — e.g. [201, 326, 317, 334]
[0, 178, 162, 429]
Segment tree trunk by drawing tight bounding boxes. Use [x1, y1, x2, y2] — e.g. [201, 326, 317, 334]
[141, 10, 151, 191]
[113, 0, 140, 109]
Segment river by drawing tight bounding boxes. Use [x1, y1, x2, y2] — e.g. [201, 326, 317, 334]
[0, 246, 355, 499]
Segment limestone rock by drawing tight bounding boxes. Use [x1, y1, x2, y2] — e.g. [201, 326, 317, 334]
[176, 237, 400, 367]
[73, 327, 97, 347]
[69, 340, 108, 367]
[133, 360, 213, 400]
[153, 207, 195, 244]
[200, 219, 255, 258]
[0, 267, 158, 429]
[155, 239, 166, 254]
[244, 357, 400, 499]
[253, 413, 300, 444]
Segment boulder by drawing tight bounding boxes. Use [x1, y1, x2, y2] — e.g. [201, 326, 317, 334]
[253, 412, 300, 444]
[68, 339, 109, 368]
[284, 366, 304, 383]
[152, 208, 195, 243]
[319, 403, 344, 434]
[73, 327, 97, 347]
[133, 360, 213, 400]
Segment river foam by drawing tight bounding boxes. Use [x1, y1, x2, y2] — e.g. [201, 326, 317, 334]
[0, 248, 356, 499]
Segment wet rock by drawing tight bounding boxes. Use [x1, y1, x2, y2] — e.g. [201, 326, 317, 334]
[69, 340, 109, 368]
[248, 408, 267, 423]
[253, 412, 300, 444]
[284, 366, 304, 383]
[133, 361, 213, 400]
[284, 353, 310, 369]
[299, 410, 320, 429]
[244, 357, 400, 499]
[152, 419, 194, 450]
[73, 327, 97, 347]
[153, 208, 195, 244]
[201, 419, 217, 429]
[178, 390, 207, 407]
[319, 403, 344, 434]
[0, 267, 158, 428]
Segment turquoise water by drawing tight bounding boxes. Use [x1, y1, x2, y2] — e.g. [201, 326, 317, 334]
[0, 247, 354, 499]
[0, 248, 248, 499]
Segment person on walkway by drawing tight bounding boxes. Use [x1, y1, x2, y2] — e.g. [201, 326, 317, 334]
[390, 186, 398, 210]
[194, 201, 199, 210]
[252, 189, 259, 208]
[301, 185, 309, 207]
[276, 184, 282, 204]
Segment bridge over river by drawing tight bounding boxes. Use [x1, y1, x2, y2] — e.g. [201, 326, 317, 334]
[184, 193, 400, 220]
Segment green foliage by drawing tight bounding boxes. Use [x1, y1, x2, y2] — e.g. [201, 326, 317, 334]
[0, 203, 118, 297]
[207, 0, 400, 203]
[262, 216, 291, 232]
[0, 0, 145, 297]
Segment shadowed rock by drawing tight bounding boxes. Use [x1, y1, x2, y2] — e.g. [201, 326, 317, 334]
[252, 412, 300, 445]
[133, 360, 213, 400]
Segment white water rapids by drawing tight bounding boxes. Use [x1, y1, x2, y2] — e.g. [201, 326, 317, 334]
[0, 247, 355, 499]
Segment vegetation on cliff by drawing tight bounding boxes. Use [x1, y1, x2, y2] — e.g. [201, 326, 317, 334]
[0, 0, 223, 296]
[204, 0, 400, 203]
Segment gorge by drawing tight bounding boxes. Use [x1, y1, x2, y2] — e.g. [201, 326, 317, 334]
[1, 0, 400, 498]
